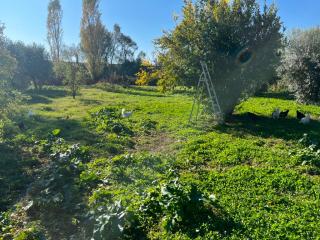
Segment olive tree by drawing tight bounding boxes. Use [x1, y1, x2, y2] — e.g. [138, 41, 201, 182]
[279, 28, 320, 103]
[6, 42, 52, 90]
[156, 0, 283, 117]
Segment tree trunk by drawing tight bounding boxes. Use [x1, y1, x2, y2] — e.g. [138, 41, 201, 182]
[32, 79, 39, 90]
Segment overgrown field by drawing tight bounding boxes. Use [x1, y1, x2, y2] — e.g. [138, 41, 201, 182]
[1, 85, 319, 240]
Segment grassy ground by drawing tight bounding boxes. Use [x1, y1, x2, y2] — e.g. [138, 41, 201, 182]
[0, 84, 319, 239]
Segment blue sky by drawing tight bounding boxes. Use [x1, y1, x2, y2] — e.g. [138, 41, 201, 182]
[0, 0, 319, 58]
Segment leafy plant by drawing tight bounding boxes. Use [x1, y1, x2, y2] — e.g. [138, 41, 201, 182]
[90, 200, 127, 240]
[89, 107, 133, 136]
[138, 178, 233, 237]
[0, 211, 12, 236]
[15, 226, 45, 240]
[29, 137, 90, 212]
[290, 133, 320, 167]
[51, 128, 61, 137]
[138, 119, 157, 135]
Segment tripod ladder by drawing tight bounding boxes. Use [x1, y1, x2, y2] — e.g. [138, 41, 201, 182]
[189, 61, 223, 123]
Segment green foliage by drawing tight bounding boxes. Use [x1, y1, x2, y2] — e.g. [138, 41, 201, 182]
[279, 27, 320, 103]
[51, 128, 61, 136]
[55, 45, 86, 98]
[206, 166, 319, 239]
[90, 200, 128, 240]
[2, 86, 320, 239]
[0, 211, 12, 237]
[89, 107, 133, 136]
[6, 41, 52, 90]
[135, 60, 159, 86]
[138, 119, 157, 135]
[15, 226, 44, 240]
[81, 0, 110, 82]
[156, 0, 283, 116]
[293, 133, 320, 167]
[29, 137, 90, 211]
[0, 120, 4, 143]
[137, 178, 234, 238]
[0, 24, 19, 118]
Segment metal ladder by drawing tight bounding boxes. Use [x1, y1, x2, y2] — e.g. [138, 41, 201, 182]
[189, 61, 223, 123]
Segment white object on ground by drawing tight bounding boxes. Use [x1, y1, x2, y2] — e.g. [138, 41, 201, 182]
[300, 114, 311, 124]
[27, 110, 35, 118]
[272, 108, 280, 119]
[121, 108, 133, 118]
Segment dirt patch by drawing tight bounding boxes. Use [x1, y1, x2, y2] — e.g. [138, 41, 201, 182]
[132, 132, 178, 154]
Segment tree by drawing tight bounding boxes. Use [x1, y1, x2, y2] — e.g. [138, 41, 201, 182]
[156, 0, 283, 117]
[118, 34, 138, 63]
[80, 0, 110, 82]
[0, 23, 17, 117]
[6, 41, 31, 90]
[279, 27, 320, 103]
[136, 59, 159, 86]
[47, 0, 63, 62]
[24, 44, 52, 90]
[107, 24, 121, 66]
[6, 42, 53, 90]
[58, 45, 85, 99]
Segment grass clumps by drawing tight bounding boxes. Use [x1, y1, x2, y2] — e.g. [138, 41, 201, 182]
[1, 86, 320, 239]
[137, 178, 237, 239]
[88, 107, 133, 136]
[204, 166, 320, 239]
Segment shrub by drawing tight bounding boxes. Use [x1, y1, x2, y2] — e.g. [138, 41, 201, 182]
[89, 107, 133, 136]
[279, 27, 320, 103]
[89, 200, 128, 240]
[135, 60, 159, 86]
[137, 178, 234, 238]
[15, 226, 45, 240]
[29, 136, 90, 212]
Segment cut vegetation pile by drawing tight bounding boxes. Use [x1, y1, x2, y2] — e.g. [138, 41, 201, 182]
[0, 85, 319, 239]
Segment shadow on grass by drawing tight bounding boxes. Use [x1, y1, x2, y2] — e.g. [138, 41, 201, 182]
[0, 143, 36, 211]
[26, 95, 52, 104]
[214, 113, 320, 141]
[27, 88, 68, 98]
[79, 98, 102, 106]
[24, 116, 98, 145]
[97, 84, 167, 98]
[256, 91, 295, 100]
[25, 88, 69, 104]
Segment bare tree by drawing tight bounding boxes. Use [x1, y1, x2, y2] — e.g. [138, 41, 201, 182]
[47, 0, 63, 62]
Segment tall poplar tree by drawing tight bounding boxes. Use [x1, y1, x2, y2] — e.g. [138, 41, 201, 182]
[80, 0, 110, 82]
[47, 0, 63, 62]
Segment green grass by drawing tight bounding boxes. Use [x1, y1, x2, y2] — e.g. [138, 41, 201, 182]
[1, 84, 320, 239]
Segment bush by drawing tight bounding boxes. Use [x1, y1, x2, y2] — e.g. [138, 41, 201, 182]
[89, 107, 133, 136]
[15, 226, 45, 240]
[279, 27, 320, 103]
[137, 178, 234, 238]
[28, 135, 90, 212]
[135, 60, 159, 86]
